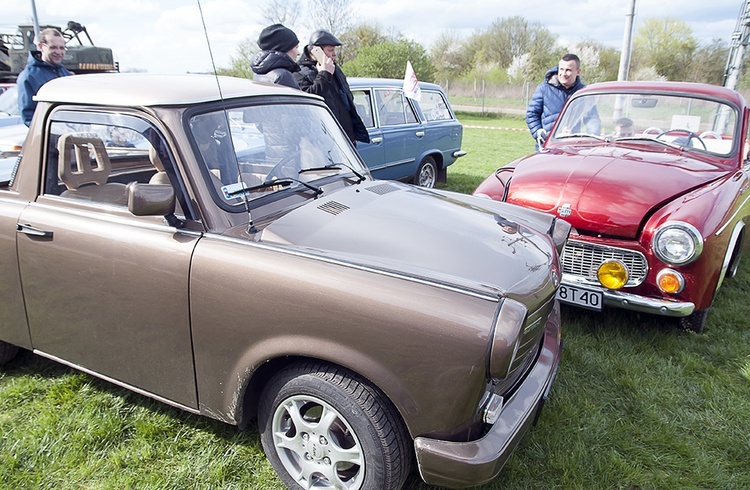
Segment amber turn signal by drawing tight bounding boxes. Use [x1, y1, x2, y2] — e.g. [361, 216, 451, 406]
[656, 269, 685, 294]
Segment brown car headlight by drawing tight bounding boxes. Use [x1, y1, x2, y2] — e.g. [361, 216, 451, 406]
[652, 222, 703, 265]
[489, 298, 527, 380]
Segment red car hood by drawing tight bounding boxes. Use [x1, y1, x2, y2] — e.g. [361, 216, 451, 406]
[505, 145, 730, 239]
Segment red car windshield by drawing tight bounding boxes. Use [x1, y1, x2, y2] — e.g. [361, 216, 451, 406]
[552, 92, 739, 157]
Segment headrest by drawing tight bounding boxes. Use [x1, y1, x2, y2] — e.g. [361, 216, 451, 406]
[149, 145, 165, 172]
[57, 135, 111, 189]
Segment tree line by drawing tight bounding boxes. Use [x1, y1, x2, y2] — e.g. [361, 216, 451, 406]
[218, 1, 738, 88]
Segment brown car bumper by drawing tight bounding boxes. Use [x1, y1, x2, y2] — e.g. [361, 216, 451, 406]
[413, 313, 562, 488]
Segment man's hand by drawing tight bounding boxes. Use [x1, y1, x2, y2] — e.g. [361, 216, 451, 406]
[317, 56, 335, 75]
[536, 129, 548, 146]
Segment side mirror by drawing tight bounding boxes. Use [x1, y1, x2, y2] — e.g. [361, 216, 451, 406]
[127, 182, 175, 217]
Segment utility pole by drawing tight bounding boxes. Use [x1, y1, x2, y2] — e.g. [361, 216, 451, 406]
[614, 0, 637, 121]
[617, 0, 637, 81]
[723, 0, 750, 90]
[30, 0, 40, 42]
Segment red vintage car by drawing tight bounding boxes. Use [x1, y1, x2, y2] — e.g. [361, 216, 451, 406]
[475, 81, 750, 332]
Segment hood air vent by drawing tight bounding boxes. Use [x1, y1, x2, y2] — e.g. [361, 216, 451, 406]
[366, 183, 401, 195]
[318, 201, 350, 215]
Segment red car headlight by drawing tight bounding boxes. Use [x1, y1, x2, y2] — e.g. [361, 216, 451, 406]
[652, 222, 703, 265]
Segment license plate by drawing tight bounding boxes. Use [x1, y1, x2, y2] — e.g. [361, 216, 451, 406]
[555, 285, 603, 311]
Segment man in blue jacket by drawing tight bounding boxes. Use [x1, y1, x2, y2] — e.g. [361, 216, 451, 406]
[526, 53, 585, 150]
[17, 28, 73, 126]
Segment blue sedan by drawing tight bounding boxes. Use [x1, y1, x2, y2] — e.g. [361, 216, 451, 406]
[349, 78, 465, 188]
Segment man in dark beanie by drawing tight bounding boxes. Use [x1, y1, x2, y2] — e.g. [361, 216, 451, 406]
[251, 24, 302, 88]
[295, 30, 369, 146]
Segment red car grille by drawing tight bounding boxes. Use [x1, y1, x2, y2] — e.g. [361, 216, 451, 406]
[561, 240, 648, 286]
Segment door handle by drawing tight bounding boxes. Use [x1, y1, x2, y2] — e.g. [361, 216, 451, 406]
[415, 131, 425, 138]
[16, 223, 53, 239]
[371, 137, 383, 144]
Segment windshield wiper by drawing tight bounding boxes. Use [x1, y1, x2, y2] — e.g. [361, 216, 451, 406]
[298, 164, 342, 174]
[299, 162, 366, 183]
[223, 177, 323, 199]
[614, 136, 682, 149]
[555, 133, 607, 142]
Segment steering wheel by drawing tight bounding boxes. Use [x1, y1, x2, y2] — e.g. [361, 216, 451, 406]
[699, 131, 722, 140]
[656, 128, 707, 150]
[264, 154, 298, 182]
[642, 127, 663, 136]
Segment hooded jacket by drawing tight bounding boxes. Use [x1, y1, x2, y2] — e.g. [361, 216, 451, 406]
[295, 46, 369, 144]
[525, 66, 586, 139]
[251, 50, 300, 89]
[17, 51, 73, 126]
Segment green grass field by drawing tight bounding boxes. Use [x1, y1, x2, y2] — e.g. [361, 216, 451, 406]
[2, 114, 749, 489]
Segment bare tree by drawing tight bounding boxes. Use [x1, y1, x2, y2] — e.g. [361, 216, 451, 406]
[306, 0, 353, 35]
[262, 0, 303, 29]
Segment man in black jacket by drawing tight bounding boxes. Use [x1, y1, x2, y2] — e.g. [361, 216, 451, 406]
[251, 24, 302, 89]
[295, 30, 370, 145]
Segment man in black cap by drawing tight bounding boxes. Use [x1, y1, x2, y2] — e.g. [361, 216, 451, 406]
[295, 30, 369, 146]
[251, 24, 302, 88]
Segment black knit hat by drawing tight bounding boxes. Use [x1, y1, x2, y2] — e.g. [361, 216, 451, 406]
[257, 24, 299, 52]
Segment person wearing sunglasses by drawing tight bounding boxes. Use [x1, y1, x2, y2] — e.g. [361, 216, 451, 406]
[17, 27, 73, 126]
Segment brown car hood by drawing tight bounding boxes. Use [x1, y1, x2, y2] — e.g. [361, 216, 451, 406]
[258, 181, 559, 298]
[505, 145, 730, 238]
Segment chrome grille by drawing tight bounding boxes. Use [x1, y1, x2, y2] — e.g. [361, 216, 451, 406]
[561, 240, 647, 286]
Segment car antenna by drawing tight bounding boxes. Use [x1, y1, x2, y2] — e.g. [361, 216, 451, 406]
[196, 0, 258, 235]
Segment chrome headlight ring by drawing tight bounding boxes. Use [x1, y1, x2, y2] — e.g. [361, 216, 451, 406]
[652, 221, 703, 265]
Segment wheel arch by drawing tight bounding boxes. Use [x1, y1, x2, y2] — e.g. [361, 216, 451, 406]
[234, 350, 414, 438]
[413, 152, 443, 187]
[716, 220, 745, 292]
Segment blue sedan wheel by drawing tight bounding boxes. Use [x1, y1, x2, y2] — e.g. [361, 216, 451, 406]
[414, 156, 437, 188]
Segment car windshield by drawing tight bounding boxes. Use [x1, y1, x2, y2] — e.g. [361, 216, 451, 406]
[189, 103, 369, 208]
[552, 92, 739, 156]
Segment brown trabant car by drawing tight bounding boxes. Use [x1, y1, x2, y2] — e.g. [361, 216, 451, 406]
[0, 74, 569, 489]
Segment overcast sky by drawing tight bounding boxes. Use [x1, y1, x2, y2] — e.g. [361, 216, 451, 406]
[3, 0, 743, 74]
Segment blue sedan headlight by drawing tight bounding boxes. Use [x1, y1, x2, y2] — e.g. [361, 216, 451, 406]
[652, 222, 703, 265]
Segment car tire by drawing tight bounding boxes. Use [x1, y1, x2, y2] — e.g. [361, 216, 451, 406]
[679, 309, 709, 333]
[258, 362, 411, 490]
[413, 156, 438, 188]
[0, 340, 19, 365]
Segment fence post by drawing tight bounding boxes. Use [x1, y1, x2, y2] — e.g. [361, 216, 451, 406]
[481, 79, 486, 116]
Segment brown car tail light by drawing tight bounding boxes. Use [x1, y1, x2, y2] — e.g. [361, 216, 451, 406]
[488, 298, 527, 380]
[656, 268, 685, 294]
[597, 260, 629, 290]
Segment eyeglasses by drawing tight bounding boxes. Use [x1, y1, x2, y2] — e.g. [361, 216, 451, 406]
[42, 43, 67, 52]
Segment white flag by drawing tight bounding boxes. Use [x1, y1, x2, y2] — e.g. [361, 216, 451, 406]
[403, 61, 422, 101]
